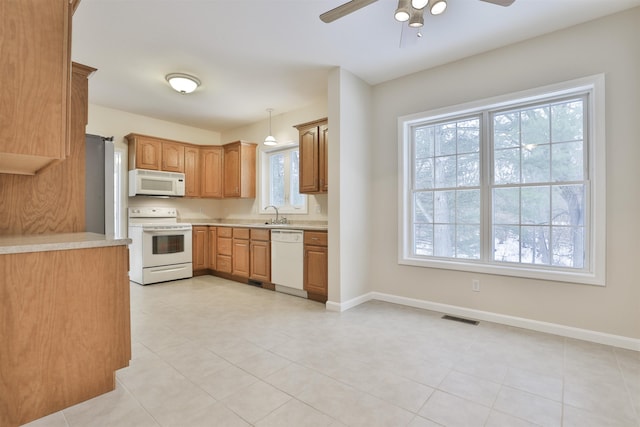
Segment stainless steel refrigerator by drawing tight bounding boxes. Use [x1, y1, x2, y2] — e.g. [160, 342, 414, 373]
[85, 134, 115, 236]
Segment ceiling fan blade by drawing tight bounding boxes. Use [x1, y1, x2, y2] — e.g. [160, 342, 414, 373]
[320, 0, 379, 23]
[479, 0, 516, 6]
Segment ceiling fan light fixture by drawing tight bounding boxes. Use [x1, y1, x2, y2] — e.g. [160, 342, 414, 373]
[411, 0, 429, 10]
[408, 9, 424, 27]
[165, 73, 200, 94]
[264, 108, 278, 146]
[429, 0, 447, 15]
[394, 0, 411, 22]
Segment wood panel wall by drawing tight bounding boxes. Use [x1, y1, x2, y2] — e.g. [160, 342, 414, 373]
[0, 63, 95, 235]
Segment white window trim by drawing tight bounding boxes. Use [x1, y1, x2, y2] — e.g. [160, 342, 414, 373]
[398, 74, 606, 286]
[259, 144, 308, 215]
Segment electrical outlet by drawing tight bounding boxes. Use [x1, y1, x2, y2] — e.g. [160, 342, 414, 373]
[472, 279, 480, 292]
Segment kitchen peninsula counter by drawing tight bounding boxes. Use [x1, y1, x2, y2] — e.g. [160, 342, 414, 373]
[0, 232, 130, 255]
[0, 233, 131, 426]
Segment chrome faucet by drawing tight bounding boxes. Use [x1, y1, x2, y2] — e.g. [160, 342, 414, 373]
[264, 205, 279, 224]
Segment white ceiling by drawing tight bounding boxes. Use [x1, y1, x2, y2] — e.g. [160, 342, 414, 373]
[72, 0, 640, 132]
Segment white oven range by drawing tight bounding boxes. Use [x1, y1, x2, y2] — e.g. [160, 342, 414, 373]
[128, 207, 192, 285]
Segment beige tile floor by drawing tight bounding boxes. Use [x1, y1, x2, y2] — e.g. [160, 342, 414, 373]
[24, 276, 639, 427]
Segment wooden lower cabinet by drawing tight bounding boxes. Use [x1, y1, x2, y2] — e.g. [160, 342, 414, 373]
[250, 228, 270, 283]
[0, 245, 131, 427]
[216, 227, 232, 273]
[192, 226, 209, 273]
[232, 228, 250, 278]
[208, 227, 217, 270]
[304, 231, 328, 302]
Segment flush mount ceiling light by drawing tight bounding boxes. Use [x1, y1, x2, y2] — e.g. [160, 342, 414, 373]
[165, 73, 200, 94]
[264, 108, 277, 146]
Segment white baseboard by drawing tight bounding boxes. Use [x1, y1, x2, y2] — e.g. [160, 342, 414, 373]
[326, 291, 640, 351]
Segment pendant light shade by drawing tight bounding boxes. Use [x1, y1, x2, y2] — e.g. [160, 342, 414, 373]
[166, 73, 200, 94]
[264, 108, 277, 146]
[408, 8, 424, 27]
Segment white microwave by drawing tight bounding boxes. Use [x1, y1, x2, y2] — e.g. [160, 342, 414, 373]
[129, 169, 185, 197]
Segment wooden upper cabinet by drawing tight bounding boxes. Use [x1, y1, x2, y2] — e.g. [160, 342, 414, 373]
[126, 134, 186, 173]
[295, 118, 328, 194]
[126, 134, 161, 170]
[223, 141, 256, 198]
[0, 0, 72, 175]
[201, 146, 223, 198]
[161, 141, 185, 173]
[184, 146, 200, 197]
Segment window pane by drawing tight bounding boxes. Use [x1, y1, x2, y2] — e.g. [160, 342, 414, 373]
[457, 225, 480, 259]
[521, 106, 550, 146]
[415, 159, 434, 189]
[522, 143, 550, 183]
[457, 153, 479, 187]
[493, 187, 519, 225]
[552, 226, 584, 268]
[434, 190, 455, 223]
[521, 186, 550, 225]
[494, 112, 519, 149]
[435, 123, 456, 156]
[457, 119, 480, 154]
[414, 224, 433, 256]
[414, 191, 433, 223]
[493, 225, 520, 262]
[456, 190, 480, 224]
[552, 141, 583, 182]
[551, 100, 583, 143]
[494, 148, 520, 185]
[415, 126, 434, 158]
[269, 153, 285, 206]
[434, 224, 455, 257]
[552, 184, 584, 226]
[290, 150, 305, 207]
[521, 225, 551, 265]
[435, 155, 456, 188]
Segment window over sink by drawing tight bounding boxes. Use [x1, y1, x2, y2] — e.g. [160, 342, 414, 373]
[260, 145, 308, 214]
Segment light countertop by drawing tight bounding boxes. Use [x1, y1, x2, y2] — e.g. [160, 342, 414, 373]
[182, 219, 328, 231]
[0, 232, 131, 255]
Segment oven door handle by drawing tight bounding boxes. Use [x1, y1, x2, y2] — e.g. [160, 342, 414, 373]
[143, 228, 191, 235]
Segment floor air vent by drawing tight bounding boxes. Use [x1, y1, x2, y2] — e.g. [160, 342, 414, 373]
[442, 315, 479, 325]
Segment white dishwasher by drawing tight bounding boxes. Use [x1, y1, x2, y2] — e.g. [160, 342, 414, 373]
[271, 229, 306, 298]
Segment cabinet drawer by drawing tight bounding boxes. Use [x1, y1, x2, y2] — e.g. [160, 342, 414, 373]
[217, 236, 232, 256]
[304, 231, 327, 246]
[216, 255, 232, 273]
[217, 227, 232, 238]
[250, 228, 270, 241]
[233, 227, 250, 239]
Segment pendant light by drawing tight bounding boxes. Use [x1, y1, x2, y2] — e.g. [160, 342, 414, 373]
[264, 108, 277, 146]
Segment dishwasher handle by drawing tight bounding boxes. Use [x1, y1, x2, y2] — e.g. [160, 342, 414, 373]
[271, 229, 303, 242]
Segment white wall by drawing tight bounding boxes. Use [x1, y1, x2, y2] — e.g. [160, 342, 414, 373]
[327, 68, 374, 304]
[368, 8, 640, 340]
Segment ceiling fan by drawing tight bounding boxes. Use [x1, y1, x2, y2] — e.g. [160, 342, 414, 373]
[320, 0, 516, 24]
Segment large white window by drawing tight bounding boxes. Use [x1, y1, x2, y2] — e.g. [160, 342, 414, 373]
[399, 76, 605, 285]
[260, 146, 307, 214]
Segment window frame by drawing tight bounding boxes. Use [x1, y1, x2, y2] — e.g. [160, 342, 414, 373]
[398, 75, 606, 286]
[259, 145, 308, 215]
